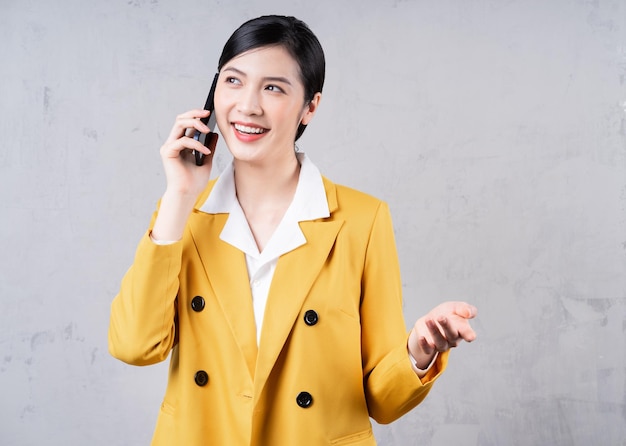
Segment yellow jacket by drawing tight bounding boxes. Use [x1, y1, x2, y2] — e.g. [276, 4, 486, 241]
[109, 177, 448, 445]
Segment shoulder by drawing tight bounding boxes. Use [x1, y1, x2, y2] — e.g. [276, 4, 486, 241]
[321, 177, 397, 256]
[322, 176, 389, 220]
[193, 178, 219, 209]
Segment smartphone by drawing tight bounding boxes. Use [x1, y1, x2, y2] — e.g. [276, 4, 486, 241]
[193, 73, 219, 166]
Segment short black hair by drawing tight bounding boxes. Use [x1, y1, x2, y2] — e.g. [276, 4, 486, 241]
[218, 15, 325, 141]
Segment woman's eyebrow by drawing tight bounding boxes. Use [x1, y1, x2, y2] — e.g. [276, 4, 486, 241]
[264, 76, 292, 86]
[223, 66, 293, 86]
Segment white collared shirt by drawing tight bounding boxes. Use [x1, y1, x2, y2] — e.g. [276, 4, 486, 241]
[199, 153, 329, 345]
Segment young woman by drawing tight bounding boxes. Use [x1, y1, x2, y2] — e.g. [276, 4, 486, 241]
[109, 15, 477, 446]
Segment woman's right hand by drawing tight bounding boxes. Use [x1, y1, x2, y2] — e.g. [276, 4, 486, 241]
[160, 109, 215, 198]
[151, 109, 216, 242]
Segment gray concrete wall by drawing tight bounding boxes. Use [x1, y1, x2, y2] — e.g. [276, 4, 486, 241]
[1, 0, 624, 444]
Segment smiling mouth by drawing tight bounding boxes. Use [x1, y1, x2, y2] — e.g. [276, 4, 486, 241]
[233, 123, 268, 135]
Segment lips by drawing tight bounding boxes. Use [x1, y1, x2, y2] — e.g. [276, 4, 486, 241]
[231, 122, 269, 142]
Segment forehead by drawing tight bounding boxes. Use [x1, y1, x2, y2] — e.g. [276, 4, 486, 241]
[223, 45, 301, 80]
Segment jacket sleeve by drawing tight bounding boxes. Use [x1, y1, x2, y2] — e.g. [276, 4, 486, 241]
[108, 209, 182, 366]
[360, 201, 449, 424]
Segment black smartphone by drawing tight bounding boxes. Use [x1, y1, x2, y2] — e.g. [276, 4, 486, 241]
[193, 73, 219, 166]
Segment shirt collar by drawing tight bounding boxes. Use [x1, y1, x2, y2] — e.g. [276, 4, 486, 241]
[198, 153, 330, 260]
[198, 152, 329, 220]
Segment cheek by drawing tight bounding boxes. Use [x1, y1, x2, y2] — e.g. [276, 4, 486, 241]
[213, 90, 229, 126]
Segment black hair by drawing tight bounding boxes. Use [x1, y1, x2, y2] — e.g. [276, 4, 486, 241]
[218, 15, 325, 141]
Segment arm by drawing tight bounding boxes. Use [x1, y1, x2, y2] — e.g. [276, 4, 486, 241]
[108, 110, 215, 365]
[360, 201, 438, 423]
[152, 109, 215, 241]
[360, 202, 476, 424]
[108, 227, 182, 365]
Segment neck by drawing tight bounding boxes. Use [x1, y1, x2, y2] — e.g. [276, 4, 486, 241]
[233, 153, 301, 210]
[233, 152, 301, 252]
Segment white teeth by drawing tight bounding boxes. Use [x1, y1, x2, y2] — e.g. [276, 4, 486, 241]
[234, 124, 266, 134]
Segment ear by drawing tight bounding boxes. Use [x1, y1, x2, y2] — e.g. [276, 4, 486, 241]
[300, 92, 322, 126]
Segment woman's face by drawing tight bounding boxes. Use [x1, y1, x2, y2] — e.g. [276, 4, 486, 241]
[214, 45, 320, 166]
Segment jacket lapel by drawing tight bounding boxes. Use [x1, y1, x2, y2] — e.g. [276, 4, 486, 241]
[253, 179, 342, 402]
[187, 210, 258, 380]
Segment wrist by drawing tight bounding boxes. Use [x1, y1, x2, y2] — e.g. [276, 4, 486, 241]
[409, 349, 436, 370]
[162, 188, 200, 204]
[407, 328, 436, 369]
[152, 192, 197, 241]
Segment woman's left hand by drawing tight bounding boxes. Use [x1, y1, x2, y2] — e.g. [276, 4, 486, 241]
[408, 301, 477, 369]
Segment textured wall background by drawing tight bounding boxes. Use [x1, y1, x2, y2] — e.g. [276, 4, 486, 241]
[1, 0, 625, 445]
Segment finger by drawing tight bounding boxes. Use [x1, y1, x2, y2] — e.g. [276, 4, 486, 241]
[457, 322, 477, 343]
[180, 120, 212, 140]
[167, 111, 212, 142]
[425, 318, 449, 351]
[442, 314, 477, 343]
[453, 302, 478, 319]
[176, 108, 211, 120]
[162, 135, 212, 155]
[437, 316, 460, 347]
[161, 136, 212, 160]
[418, 336, 435, 356]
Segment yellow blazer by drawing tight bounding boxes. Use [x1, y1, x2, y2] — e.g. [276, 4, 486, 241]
[109, 177, 448, 445]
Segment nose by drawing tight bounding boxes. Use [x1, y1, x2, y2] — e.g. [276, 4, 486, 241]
[237, 87, 262, 116]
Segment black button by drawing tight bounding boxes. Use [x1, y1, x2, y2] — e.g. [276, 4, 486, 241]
[194, 370, 209, 386]
[303, 310, 318, 326]
[296, 391, 313, 408]
[191, 296, 205, 312]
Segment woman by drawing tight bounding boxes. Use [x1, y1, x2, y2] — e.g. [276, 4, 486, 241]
[109, 15, 477, 445]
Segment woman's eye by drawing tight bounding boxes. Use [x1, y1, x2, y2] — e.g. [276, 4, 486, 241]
[266, 85, 284, 93]
[226, 77, 240, 85]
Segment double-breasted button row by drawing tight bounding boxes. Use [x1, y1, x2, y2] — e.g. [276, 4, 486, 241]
[299, 310, 317, 408]
[191, 297, 207, 386]
[298, 311, 317, 407]
[194, 370, 311, 410]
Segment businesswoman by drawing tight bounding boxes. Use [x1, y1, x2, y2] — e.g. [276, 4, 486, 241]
[109, 15, 477, 445]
